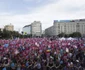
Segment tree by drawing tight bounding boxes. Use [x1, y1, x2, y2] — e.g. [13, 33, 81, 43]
[0, 29, 23, 39]
[64, 34, 69, 37]
[58, 32, 65, 37]
[58, 32, 81, 38]
[0, 29, 3, 38]
[2, 29, 11, 39]
[69, 32, 81, 37]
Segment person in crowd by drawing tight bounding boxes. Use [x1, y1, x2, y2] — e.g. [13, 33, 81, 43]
[0, 38, 85, 70]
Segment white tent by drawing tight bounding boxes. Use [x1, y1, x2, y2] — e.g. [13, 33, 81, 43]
[59, 37, 66, 40]
[67, 37, 74, 40]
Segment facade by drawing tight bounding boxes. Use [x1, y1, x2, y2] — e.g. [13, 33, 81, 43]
[23, 25, 31, 35]
[31, 21, 42, 36]
[23, 21, 42, 36]
[45, 26, 54, 36]
[4, 24, 14, 31]
[45, 19, 85, 36]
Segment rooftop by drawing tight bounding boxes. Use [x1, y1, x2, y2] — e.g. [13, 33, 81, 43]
[23, 25, 31, 28]
[54, 19, 85, 23]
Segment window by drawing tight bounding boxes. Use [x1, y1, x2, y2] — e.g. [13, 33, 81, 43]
[76, 23, 80, 32]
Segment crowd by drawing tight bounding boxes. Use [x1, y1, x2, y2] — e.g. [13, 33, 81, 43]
[0, 38, 85, 70]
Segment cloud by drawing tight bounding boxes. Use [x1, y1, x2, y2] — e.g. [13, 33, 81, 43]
[23, 0, 41, 3]
[0, 0, 85, 32]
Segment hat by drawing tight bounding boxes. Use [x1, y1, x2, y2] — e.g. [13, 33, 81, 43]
[76, 60, 79, 62]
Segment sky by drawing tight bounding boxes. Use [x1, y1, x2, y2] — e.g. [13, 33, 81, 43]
[0, 0, 85, 32]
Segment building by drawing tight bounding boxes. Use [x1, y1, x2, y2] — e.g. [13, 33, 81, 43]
[23, 21, 42, 36]
[23, 25, 31, 35]
[42, 30, 45, 35]
[45, 19, 85, 36]
[4, 24, 14, 31]
[31, 21, 42, 36]
[45, 26, 54, 36]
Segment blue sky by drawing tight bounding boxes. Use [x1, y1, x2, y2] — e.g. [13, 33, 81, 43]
[0, 0, 85, 32]
[0, 0, 57, 14]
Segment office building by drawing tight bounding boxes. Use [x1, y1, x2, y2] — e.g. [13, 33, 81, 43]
[23, 21, 42, 36]
[45, 19, 85, 36]
[31, 21, 42, 36]
[23, 25, 31, 35]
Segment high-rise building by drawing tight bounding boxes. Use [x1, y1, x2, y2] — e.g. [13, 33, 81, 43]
[23, 25, 31, 35]
[45, 19, 85, 36]
[23, 21, 42, 36]
[31, 21, 42, 36]
[4, 23, 14, 31]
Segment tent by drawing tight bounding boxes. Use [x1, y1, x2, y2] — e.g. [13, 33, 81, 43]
[59, 37, 66, 40]
[67, 37, 74, 40]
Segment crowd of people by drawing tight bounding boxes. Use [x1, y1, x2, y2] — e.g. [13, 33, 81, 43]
[0, 38, 85, 70]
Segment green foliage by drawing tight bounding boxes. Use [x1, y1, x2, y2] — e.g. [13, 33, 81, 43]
[0, 29, 2, 38]
[58, 32, 81, 37]
[69, 32, 81, 37]
[0, 29, 23, 39]
[58, 32, 65, 37]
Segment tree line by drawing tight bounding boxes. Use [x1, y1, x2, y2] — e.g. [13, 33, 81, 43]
[0, 29, 23, 39]
[58, 32, 81, 37]
[0, 29, 82, 39]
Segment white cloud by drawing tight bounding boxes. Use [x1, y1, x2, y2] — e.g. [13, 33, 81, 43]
[23, 0, 34, 2]
[0, 0, 85, 32]
[23, 0, 42, 3]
